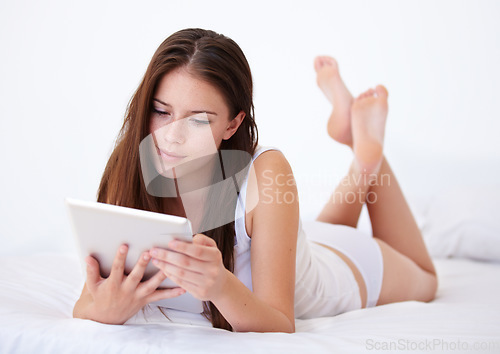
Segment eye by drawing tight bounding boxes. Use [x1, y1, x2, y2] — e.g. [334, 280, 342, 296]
[152, 107, 171, 117]
[191, 118, 210, 125]
[188, 115, 211, 125]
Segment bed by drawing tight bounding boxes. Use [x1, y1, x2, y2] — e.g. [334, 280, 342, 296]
[1, 186, 500, 354]
[0, 254, 499, 353]
[2, 0, 500, 352]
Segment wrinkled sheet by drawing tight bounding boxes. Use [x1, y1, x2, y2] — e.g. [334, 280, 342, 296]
[0, 253, 499, 354]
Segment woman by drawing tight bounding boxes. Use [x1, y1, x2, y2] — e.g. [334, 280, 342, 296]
[73, 28, 438, 333]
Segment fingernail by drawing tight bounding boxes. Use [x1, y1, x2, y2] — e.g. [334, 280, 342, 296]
[143, 253, 150, 261]
[119, 245, 127, 254]
[153, 259, 159, 265]
[151, 249, 158, 257]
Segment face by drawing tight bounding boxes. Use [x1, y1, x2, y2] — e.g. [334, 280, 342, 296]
[147, 67, 243, 180]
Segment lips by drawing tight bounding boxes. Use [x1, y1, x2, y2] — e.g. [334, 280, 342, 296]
[156, 146, 186, 160]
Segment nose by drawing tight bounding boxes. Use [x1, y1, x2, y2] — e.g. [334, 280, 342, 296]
[162, 119, 186, 144]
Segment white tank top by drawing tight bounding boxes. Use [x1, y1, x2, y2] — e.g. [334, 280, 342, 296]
[232, 146, 362, 319]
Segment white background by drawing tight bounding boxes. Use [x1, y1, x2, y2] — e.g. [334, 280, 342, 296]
[1, 0, 499, 255]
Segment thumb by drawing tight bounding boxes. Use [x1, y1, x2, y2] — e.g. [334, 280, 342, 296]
[192, 233, 217, 247]
[85, 255, 102, 294]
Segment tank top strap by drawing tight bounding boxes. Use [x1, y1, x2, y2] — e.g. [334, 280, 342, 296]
[251, 145, 281, 162]
[234, 145, 281, 247]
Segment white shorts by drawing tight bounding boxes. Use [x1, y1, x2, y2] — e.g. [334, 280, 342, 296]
[302, 221, 384, 309]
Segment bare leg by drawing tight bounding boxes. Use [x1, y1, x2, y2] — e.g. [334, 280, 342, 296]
[366, 157, 437, 304]
[314, 56, 363, 227]
[316, 161, 370, 228]
[315, 57, 387, 225]
[315, 57, 386, 226]
[367, 158, 436, 276]
[314, 60, 437, 303]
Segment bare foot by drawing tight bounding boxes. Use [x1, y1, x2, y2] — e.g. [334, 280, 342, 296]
[314, 56, 353, 146]
[351, 85, 389, 174]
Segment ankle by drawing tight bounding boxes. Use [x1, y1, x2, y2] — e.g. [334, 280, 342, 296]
[350, 159, 381, 183]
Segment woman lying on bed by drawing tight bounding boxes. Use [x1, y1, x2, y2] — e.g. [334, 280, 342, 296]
[72, 28, 438, 333]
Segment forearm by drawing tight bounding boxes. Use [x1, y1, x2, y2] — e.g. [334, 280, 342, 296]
[212, 270, 295, 333]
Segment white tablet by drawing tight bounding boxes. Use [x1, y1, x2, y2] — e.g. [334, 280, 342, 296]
[65, 197, 204, 314]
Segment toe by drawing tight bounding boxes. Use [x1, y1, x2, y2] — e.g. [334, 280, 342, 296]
[314, 56, 338, 72]
[357, 88, 374, 100]
[323, 56, 337, 66]
[314, 56, 329, 71]
[314, 57, 323, 72]
[375, 85, 388, 98]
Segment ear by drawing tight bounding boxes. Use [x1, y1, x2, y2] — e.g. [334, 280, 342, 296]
[222, 111, 245, 140]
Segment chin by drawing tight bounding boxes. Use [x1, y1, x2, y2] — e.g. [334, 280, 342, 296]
[159, 168, 176, 179]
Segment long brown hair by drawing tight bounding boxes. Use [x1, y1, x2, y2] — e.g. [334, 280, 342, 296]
[97, 28, 258, 330]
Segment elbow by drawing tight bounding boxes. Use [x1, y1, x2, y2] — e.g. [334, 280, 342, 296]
[426, 273, 439, 302]
[285, 319, 295, 333]
[415, 271, 438, 303]
[277, 311, 296, 333]
[284, 325, 295, 334]
[271, 315, 296, 333]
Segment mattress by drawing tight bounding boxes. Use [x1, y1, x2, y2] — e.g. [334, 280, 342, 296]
[0, 253, 499, 353]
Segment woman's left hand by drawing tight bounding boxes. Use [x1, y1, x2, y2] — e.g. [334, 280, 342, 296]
[150, 234, 228, 301]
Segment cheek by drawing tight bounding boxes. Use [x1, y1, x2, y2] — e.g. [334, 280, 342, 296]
[191, 122, 226, 144]
[213, 120, 230, 140]
[190, 127, 221, 151]
[149, 117, 159, 134]
[210, 125, 227, 147]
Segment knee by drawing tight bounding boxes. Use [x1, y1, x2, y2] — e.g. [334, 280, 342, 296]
[417, 271, 438, 302]
[427, 272, 439, 301]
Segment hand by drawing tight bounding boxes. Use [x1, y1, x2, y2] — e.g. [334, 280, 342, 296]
[150, 234, 229, 301]
[80, 244, 186, 325]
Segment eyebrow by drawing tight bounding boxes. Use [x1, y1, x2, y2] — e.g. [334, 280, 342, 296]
[153, 98, 218, 116]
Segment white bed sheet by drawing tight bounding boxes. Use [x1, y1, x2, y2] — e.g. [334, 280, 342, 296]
[0, 253, 499, 354]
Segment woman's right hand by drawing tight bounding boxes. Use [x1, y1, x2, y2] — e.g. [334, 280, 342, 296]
[73, 244, 186, 325]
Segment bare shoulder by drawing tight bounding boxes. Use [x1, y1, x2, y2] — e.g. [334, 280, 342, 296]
[244, 149, 299, 238]
[252, 149, 294, 179]
[247, 149, 297, 206]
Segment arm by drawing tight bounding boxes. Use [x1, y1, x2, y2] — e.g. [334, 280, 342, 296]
[151, 150, 299, 332]
[237, 150, 299, 332]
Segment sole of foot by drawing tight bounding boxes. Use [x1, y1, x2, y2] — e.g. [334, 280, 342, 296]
[351, 85, 389, 175]
[314, 56, 354, 147]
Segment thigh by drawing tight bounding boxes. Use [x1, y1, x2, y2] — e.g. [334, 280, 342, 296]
[375, 238, 437, 305]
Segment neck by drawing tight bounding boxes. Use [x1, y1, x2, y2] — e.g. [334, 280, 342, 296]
[168, 155, 222, 232]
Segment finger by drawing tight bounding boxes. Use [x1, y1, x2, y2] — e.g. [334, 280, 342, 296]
[192, 234, 217, 247]
[85, 255, 102, 294]
[160, 271, 198, 293]
[156, 239, 219, 262]
[153, 260, 202, 288]
[138, 269, 168, 295]
[109, 244, 128, 284]
[150, 248, 205, 273]
[124, 251, 152, 289]
[145, 287, 186, 304]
